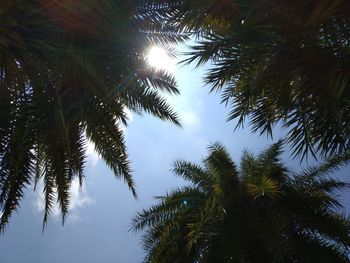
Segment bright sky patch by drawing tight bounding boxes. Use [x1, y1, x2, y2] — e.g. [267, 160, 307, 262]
[146, 46, 175, 72]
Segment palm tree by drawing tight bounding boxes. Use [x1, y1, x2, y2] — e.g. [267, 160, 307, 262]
[132, 141, 350, 262]
[142, 0, 350, 159]
[0, 0, 187, 231]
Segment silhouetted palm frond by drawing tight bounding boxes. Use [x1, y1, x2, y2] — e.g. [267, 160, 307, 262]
[0, 0, 185, 232]
[147, 0, 350, 160]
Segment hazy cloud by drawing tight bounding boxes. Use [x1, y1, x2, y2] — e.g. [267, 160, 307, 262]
[180, 110, 201, 130]
[34, 178, 94, 223]
[86, 140, 100, 167]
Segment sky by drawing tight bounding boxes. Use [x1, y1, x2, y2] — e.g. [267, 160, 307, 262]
[0, 44, 349, 263]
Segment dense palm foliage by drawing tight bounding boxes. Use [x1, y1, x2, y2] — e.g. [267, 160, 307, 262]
[132, 142, 350, 262]
[142, 0, 350, 159]
[0, 0, 188, 231]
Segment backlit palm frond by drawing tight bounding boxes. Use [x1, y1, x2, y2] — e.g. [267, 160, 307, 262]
[41, 162, 56, 229]
[204, 142, 239, 198]
[290, 231, 350, 262]
[131, 186, 204, 232]
[0, 100, 35, 232]
[1, 0, 186, 231]
[117, 83, 181, 126]
[172, 161, 211, 192]
[246, 176, 281, 199]
[135, 57, 180, 95]
[162, 0, 350, 159]
[84, 98, 135, 196]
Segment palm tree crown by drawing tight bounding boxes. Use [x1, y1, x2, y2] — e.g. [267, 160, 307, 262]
[143, 0, 350, 159]
[0, 0, 187, 232]
[132, 141, 350, 262]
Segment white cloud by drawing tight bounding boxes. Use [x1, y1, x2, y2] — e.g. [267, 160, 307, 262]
[180, 110, 201, 130]
[34, 178, 94, 223]
[146, 46, 176, 73]
[69, 178, 93, 211]
[86, 140, 100, 167]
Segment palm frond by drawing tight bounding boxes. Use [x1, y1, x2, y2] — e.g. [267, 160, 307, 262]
[134, 141, 350, 261]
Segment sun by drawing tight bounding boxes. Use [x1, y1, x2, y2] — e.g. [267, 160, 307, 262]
[146, 46, 175, 72]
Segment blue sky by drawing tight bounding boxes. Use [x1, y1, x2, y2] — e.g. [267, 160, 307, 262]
[0, 45, 349, 263]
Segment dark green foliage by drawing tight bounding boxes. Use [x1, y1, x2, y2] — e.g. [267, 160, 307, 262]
[145, 0, 350, 159]
[132, 142, 350, 262]
[0, 0, 186, 232]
